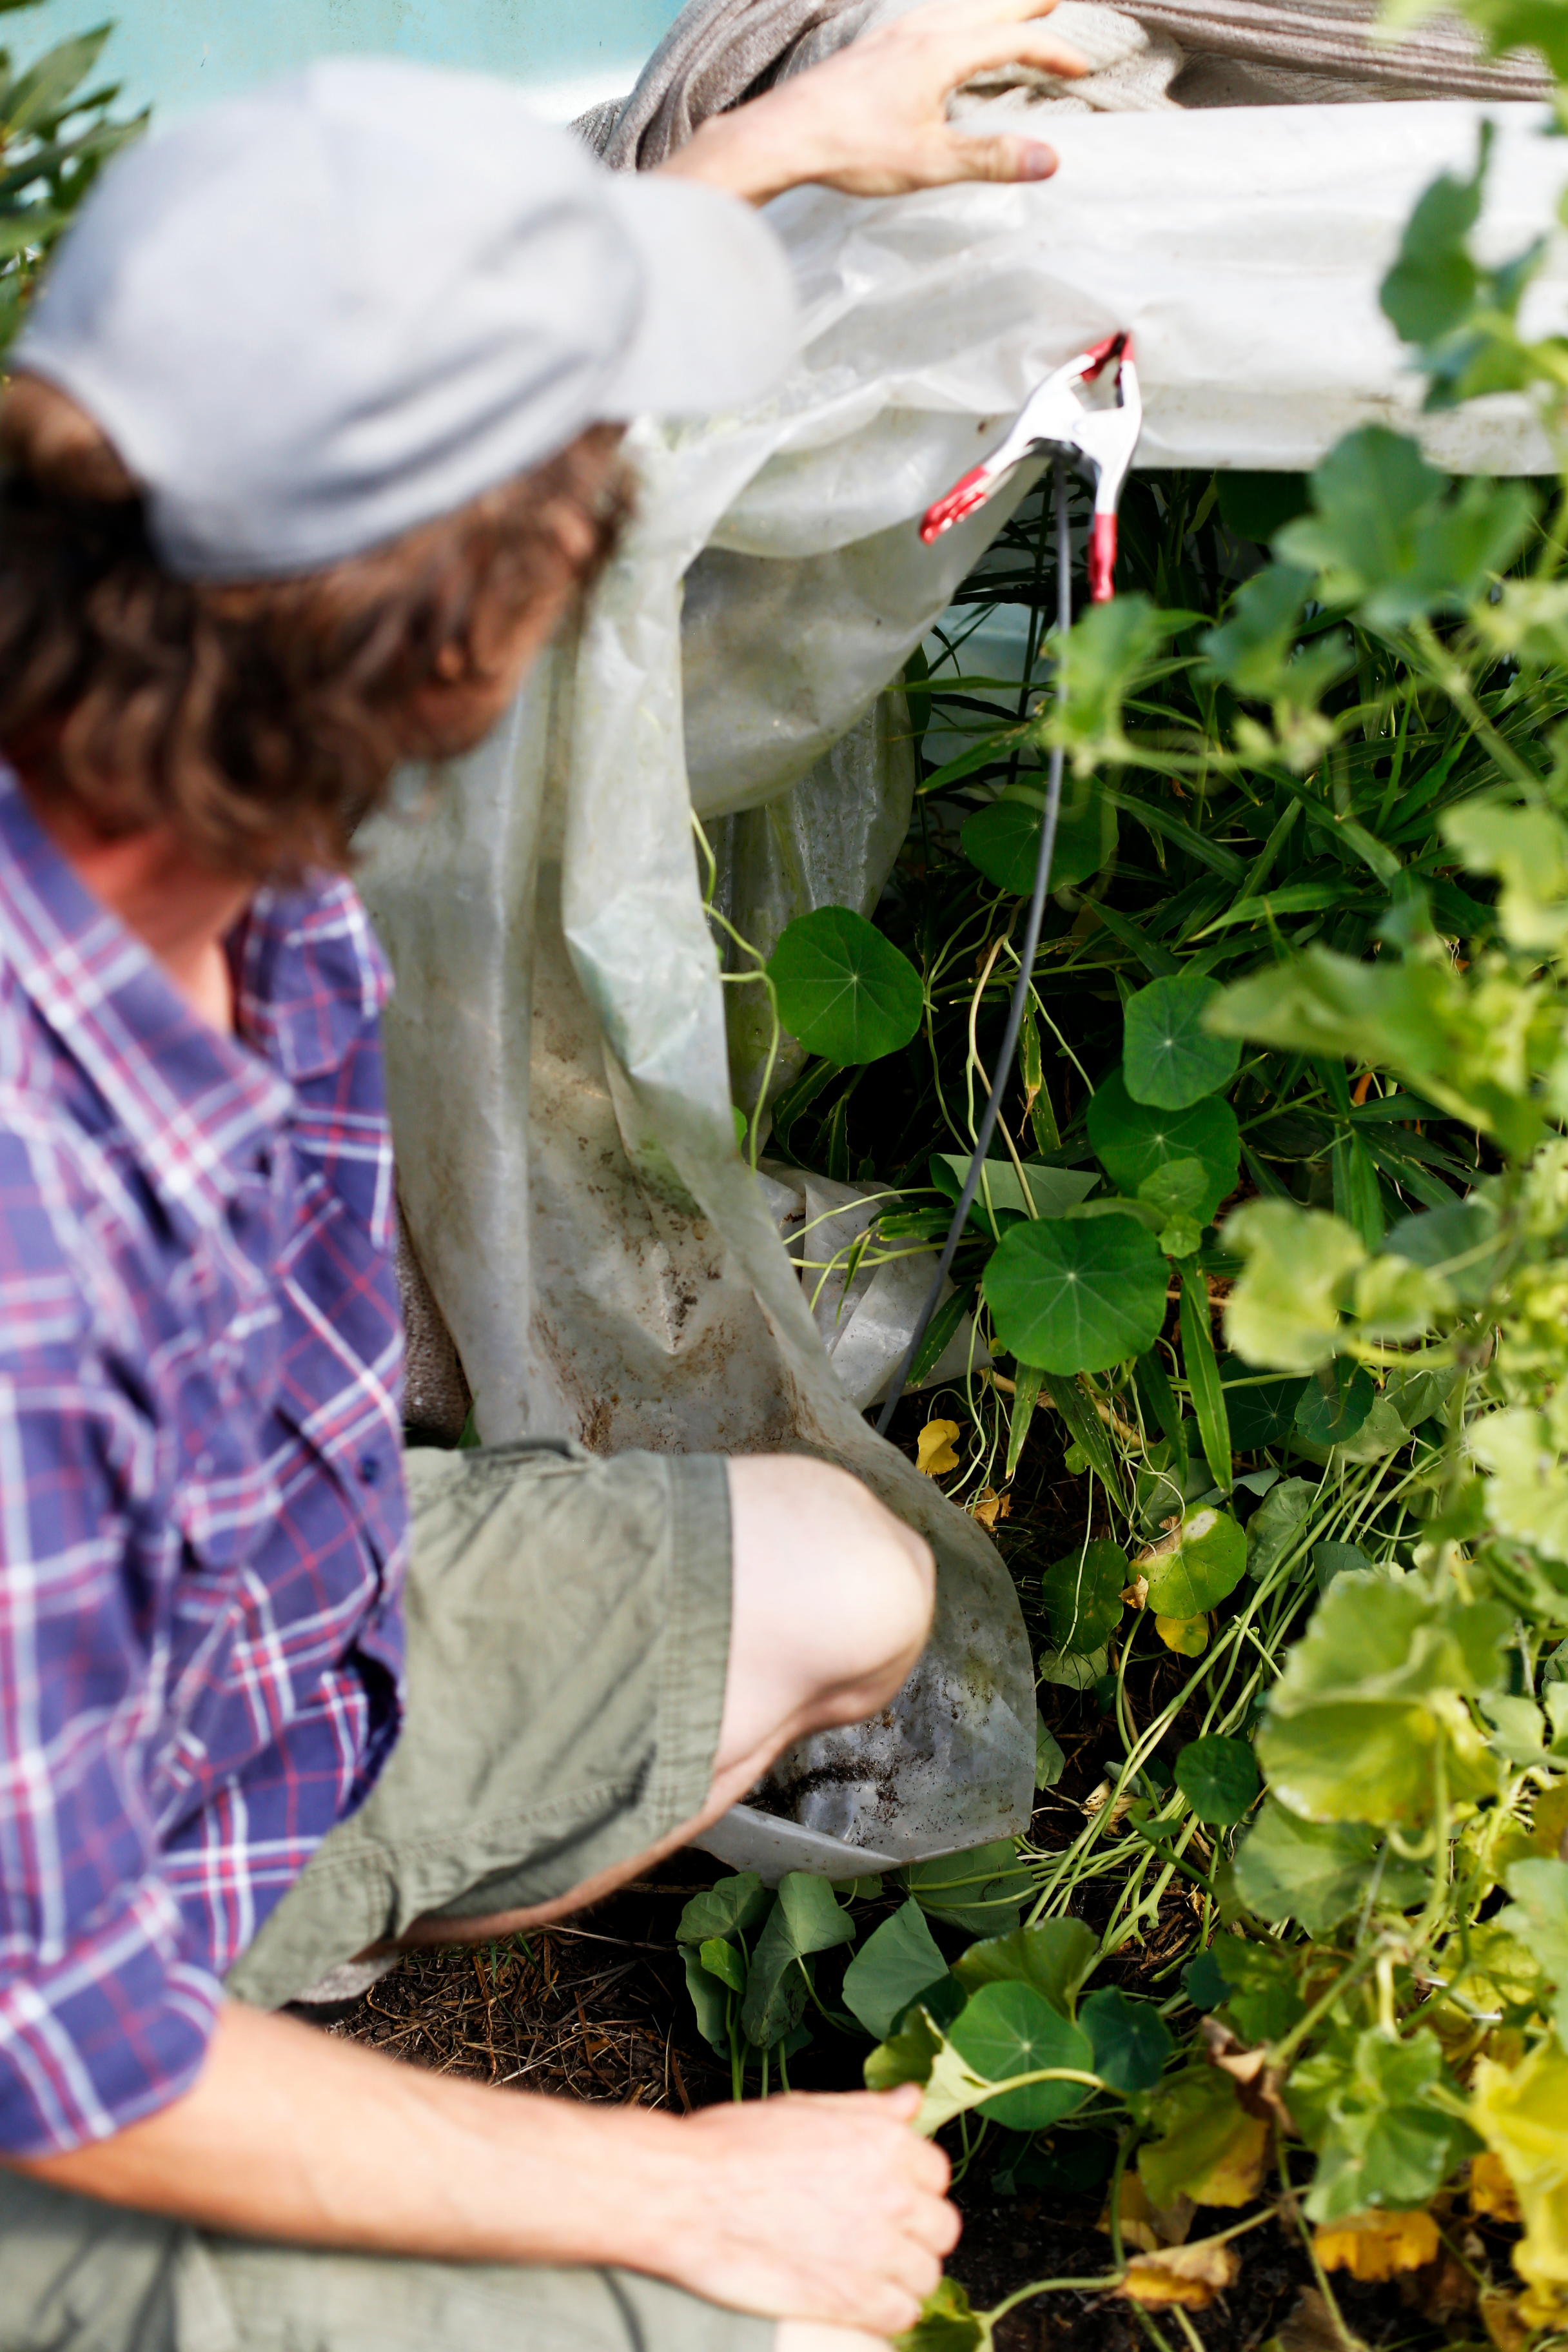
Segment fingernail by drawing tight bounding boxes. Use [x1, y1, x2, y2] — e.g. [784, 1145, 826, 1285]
[1021, 141, 1058, 180]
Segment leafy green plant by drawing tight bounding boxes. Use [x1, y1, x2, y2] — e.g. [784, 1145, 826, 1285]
[0, 6, 143, 353]
[712, 11, 1568, 2340]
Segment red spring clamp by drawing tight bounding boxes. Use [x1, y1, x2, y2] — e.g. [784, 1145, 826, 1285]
[920, 332, 1142, 602]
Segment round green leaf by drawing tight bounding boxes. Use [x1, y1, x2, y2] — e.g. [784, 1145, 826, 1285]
[1181, 1948, 1234, 2010]
[1141, 1505, 1248, 1618]
[983, 1215, 1167, 1374]
[1041, 1538, 1130, 1656]
[1079, 1986, 1174, 2093]
[946, 1979, 1095, 2130]
[1087, 1068, 1240, 1224]
[1175, 1734, 1261, 1827]
[1122, 977, 1241, 1110]
[962, 784, 1116, 899]
[1219, 1359, 1308, 1451]
[767, 906, 923, 1066]
[1293, 1364, 1375, 1448]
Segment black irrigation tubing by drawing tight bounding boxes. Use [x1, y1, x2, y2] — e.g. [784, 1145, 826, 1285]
[875, 455, 1071, 1442]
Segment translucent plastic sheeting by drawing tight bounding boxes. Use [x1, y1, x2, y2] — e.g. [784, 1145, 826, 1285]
[763, 1164, 990, 1411]
[360, 101, 1567, 1867]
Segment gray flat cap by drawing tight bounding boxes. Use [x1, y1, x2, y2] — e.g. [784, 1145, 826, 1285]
[15, 56, 799, 578]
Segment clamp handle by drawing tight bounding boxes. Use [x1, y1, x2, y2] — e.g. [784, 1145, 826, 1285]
[1088, 511, 1118, 603]
[919, 465, 994, 545]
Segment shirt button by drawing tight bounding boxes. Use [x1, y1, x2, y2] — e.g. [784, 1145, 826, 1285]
[357, 1453, 382, 1486]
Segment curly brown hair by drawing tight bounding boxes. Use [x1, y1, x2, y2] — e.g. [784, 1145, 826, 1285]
[0, 377, 631, 879]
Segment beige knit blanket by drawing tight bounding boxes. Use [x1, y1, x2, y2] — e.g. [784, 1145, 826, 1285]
[580, 0, 1550, 169]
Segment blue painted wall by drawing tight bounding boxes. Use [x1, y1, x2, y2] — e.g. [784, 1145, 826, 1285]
[17, 0, 680, 122]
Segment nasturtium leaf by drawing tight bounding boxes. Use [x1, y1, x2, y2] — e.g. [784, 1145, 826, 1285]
[1088, 1068, 1240, 1224]
[1313, 1541, 1371, 1592]
[1291, 2026, 1474, 2226]
[1222, 1200, 1365, 1373]
[952, 1917, 1100, 2019]
[767, 905, 923, 1066]
[676, 1872, 770, 1945]
[1234, 1804, 1400, 1936]
[682, 1945, 730, 2053]
[1156, 1613, 1209, 1655]
[1276, 423, 1533, 632]
[1175, 1734, 1260, 1827]
[698, 1935, 746, 1994]
[865, 2002, 944, 2093]
[1498, 1858, 1568, 2043]
[1122, 977, 1241, 1111]
[1244, 1476, 1317, 1582]
[961, 779, 1116, 897]
[1206, 945, 1544, 1162]
[984, 1215, 1167, 1374]
[1080, 1986, 1174, 2093]
[1139, 2070, 1269, 2211]
[1138, 1505, 1248, 1620]
[1259, 1573, 1510, 1825]
[947, 1979, 1096, 2130]
[1293, 1364, 1376, 1449]
[841, 1897, 949, 2042]
[1469, 2034, 1568, 2322]
[1211, 1938, 1306, 2045]
[1037, 1712, 1066, 1790]
[741, 1871, 856, 2048]
[1383, 1199, 1502, 1310]
[899, 1839, 1034, 1935]
[1182, 1946, 1235, 2011]
[1215, 472, 1310, 546]
[1220, 1362, 1310, 1451]
[899, 2276, 985, 2352]
[1041, 1539, 1130, 1657]
[1038, 1642, 1109, 1690]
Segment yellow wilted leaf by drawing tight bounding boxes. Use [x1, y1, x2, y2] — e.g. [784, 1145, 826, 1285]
[1479, 2286, 1535, 2352]
[1471, 2039, 1568, 2329]
[917, 1418, 961, 1477]
[1156, 1611, 1209, 1656]
[971, 1487, 1011, 1530]
[1313, 2209, 1440, 2282]
[1117, 2242, 1239, 2308]
[1531, 1780, 1568, 1860]
[1470, 2151, 1522, 2224]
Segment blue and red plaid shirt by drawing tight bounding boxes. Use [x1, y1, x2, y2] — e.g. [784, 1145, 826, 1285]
[0, 767, 407, 2157]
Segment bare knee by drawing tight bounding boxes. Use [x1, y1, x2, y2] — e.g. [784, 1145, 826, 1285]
[719, 1457, 935, 1775]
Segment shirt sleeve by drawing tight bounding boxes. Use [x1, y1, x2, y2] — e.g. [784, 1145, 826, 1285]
[0, 1346, 220, 2155]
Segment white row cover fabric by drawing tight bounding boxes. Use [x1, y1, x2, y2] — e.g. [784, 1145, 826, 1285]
[361, 101, 1568, 1865]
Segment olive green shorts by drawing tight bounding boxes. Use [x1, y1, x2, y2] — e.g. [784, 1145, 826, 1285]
[0, 1440, 774, 2352]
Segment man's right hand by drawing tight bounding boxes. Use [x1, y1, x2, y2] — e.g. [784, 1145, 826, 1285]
[10, 2003, 957, 2338]
[658, 2083, 959, 2333]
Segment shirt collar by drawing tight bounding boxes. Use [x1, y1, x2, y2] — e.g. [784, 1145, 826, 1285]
[0, 765, 294, 1234]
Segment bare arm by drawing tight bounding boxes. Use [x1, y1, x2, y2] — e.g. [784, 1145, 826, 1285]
[8, 2001, 957, 2336]
[657, 0, 1087, 206]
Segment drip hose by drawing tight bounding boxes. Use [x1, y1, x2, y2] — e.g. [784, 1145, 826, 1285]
[874, 453, 1072, 1441]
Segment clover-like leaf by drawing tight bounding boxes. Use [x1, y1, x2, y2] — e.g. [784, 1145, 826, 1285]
[984, 1215, 1167, 1374]
[1222, 1200, 1366, 1374]
[1123, 977, 1241, 1111]
[767, 905, 923, 1065]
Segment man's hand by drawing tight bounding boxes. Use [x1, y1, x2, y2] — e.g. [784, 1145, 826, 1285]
[11, 2003, 957, 2335]
[662, 2084, 957, 2333]
[658, 0, 1086, 206]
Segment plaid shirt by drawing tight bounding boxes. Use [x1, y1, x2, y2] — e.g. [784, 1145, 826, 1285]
[0, 769, 407, 2157]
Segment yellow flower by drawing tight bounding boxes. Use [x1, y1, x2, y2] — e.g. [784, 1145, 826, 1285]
[916, 1418, 961, 1477]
